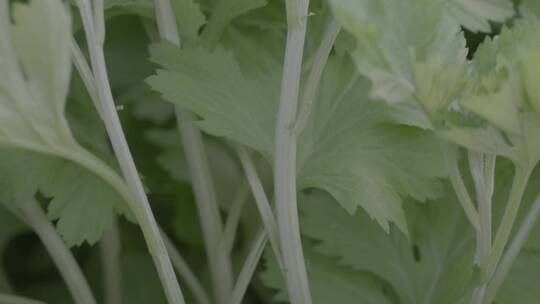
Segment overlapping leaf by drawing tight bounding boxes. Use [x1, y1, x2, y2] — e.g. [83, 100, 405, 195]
[260, 242, 394, 304]
[327, 0, 468, 109]
[201, 0, 267, 46]
[148, 43, 445, 233]
[171, 0, 207, 45]
[0, 0, 76, 153]
[327, 0, 515, 131]
[0, 0, 129, 246]
[445, 0, 514, 33]
[439, 21, 540, 167]
[300, 190, 477, 304]
[299, 189, 540, 304]
[148, 43, 278, 158]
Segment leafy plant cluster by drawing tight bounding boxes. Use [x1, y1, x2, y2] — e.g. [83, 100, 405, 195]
[1, 0, 540, 303]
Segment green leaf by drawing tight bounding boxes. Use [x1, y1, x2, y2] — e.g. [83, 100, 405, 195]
[413, 57, 467, 125]
[300, 190, 477, 304]
[446, 21, 540, 166]
[42, 161, 125, 246]
[0, 149, 126, 247]
[522, 49, 540, 118]
[445, 0, 515, 33]
[474, 21, 540, 75]
[462, 79, 522, 135]
[201, 0, 268, 46]
[296, 56, 446, 233]
[0, 150, 61, 204]
[148, 43, 278, 159]
[437, 126, 517, 160]
[260, 242, 394, 304]
[172, 0, 207, 46]
[148, 44, 446, 234]
[229, 0, 285, 30]
[0, 0, 77, 153]
[327, 0, 467, 106]
[0, 0, 132, 245]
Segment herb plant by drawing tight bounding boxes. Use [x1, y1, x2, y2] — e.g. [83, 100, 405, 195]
[0, 0, 540, 303]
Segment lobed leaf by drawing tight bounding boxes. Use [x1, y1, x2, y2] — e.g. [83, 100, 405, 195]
[0, 0, 130, 246]
[171, 0, 207, 46]
[299, 190, 477, 304]
[260, 241, 394, 304]
[148, 43, 446, 234]
[444, 21, 540, 166]
[201, 0, 268, 46]
[327, 0, 468, 108]
[300, 188, 540, 304]
[445, 0, 514, 33]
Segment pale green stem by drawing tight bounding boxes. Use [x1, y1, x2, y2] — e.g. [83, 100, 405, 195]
[275, 0, 312, 303]
[441, 145, 480, 230]
[100, 217, 122, 304]
[74, 2, 185, 303]
[18, 200, 96, 304]
[92, 0, 105, 45]
[469, 152, 495, 304]
[161, 229, 212, 304]
[294, 18, 341, 135]
[220, 180, 250, 255]
[0, 293, 47, 304]
[236, 146, 284, 269]
[153, 1, 234, 301]
[227, 230, 268, 304]
[175, 108, 233, 303]
[483, 167, 531, 280]
[70, 39, 102, 117]
[483, 191, 540, 304]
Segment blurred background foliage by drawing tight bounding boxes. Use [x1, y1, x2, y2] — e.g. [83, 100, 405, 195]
[0, 0, 530, 303]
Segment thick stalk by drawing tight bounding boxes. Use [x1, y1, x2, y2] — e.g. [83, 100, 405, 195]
[483, 191, 540, 303]
[483, 167, 531, 280]
[100, 217, 122, 304]
[74, 2, 185, 303]
[19, 200, 96, 304]
[274, 0, 312, 303]
[153, 1, 233, 302]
